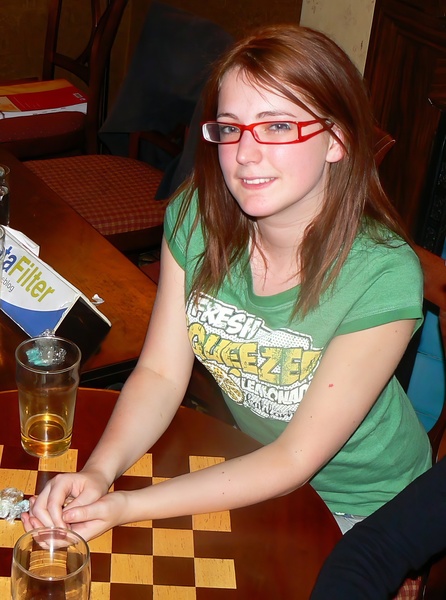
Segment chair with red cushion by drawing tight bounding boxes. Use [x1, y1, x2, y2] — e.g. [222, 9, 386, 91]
[0, 0, 128, 160]
[26, 153, 167, 253]
[24, 2, 233, 256]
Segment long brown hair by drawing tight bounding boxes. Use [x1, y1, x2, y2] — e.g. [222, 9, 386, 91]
[174, 24, 408, 316]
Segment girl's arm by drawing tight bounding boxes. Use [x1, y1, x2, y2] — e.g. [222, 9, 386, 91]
[82, 236, 196, 483]
[27, 237, 196, 529]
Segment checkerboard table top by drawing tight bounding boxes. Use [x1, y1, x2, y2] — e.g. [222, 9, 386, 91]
[0, 388, 341, 598]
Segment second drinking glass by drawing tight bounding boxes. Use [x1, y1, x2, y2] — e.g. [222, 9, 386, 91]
[15, 336, 81, 457]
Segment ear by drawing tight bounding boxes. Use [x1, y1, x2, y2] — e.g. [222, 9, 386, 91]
[326, 126, 345, 164]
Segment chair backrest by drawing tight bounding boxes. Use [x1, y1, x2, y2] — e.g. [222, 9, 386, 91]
[413, 244, 446, 462]
[99, 1, 234, 168]
[374, 126, 396, 168]
[42, 0, 129, 153]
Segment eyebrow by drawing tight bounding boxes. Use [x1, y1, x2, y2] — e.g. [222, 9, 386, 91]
[216, 110, 299, 120]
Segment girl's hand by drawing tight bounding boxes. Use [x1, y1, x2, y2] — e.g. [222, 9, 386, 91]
[60, 490, 130, 541]
[23, 469, 111, 532]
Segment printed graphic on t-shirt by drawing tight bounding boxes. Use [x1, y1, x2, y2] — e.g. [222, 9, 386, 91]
[187, 294, 322, 421]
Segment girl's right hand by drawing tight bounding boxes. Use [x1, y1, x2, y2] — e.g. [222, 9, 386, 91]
[22, 469, 111, 532]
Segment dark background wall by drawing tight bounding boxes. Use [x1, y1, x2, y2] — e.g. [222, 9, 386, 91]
[0, 0, 303, 106]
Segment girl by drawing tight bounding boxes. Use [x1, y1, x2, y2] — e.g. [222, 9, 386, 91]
[23, 25, 431, 539]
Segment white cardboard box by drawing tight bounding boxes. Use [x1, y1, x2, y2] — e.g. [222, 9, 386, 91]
[1, 227, 111, 360]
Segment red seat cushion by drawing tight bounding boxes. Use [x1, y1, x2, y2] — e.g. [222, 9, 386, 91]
[0, 111, 86, 159]
[392, 575, 424, 600]
[26, 154, 167, 236]
[0, 111, 85, 142]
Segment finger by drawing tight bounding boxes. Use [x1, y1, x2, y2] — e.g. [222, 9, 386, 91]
[63, 492, 120, 526]
[32, 480, 73, 528]
[29, 502, 61, 528]
[35, 497, 66, 529]
[27, 496, 36, 516]
[22, 509, 46, 531]
[30, 515, 46, 529]
[21, 511, 33, 531]
[62, 501, 101, 525]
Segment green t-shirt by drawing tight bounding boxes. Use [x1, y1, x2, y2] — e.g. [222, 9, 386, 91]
[165, 191, 432, 517]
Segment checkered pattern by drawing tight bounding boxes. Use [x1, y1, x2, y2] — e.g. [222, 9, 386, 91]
[26, 155, 167, 236]
[0, 445, 237, 599]
[393, 575, 424, 600]
[0, 111, 85, 142]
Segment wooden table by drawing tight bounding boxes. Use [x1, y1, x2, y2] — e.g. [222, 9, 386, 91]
[0, 148, 157, 390]
[0, 388, 341, 599]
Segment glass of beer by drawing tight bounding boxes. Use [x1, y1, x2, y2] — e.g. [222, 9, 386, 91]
[15, 336, 81, 457]
[11, 527, 91, 599]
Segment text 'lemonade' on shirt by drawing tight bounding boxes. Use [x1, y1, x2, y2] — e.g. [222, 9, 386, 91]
[165, 190, 432, 517]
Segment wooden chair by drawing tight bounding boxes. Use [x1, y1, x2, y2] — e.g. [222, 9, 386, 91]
[413, 244, 446, 462]
[26, 153, 167, 255]
[374, 126, 396, 167]
[23, 2, 233, 257]
[0, 0, 129, 160]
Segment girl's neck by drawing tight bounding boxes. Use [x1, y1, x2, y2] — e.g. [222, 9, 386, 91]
[250, 224, 304, 297]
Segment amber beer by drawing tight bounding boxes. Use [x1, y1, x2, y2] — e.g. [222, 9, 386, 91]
[19, 387, 77, 457]
[15, 336, 81, 458]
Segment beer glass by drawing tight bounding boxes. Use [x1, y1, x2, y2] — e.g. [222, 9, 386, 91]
[16, 336, 81, 457]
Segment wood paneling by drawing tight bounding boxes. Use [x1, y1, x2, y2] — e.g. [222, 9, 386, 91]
[0, 0, 131, 102]
[364, 0, 446, 246]
[0, 0, 50, 81]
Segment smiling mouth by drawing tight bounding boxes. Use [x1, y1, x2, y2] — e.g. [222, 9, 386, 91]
[242, 177, 275, 185]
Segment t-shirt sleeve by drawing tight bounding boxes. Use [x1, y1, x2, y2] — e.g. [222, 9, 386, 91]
[335, 241, 424, 335]
[164, 191, 192, 270]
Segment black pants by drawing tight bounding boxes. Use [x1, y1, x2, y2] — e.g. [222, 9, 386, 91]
[311, 457, 446, 600]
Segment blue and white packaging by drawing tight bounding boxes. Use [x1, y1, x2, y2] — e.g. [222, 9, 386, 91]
[1, 227, 111, 357]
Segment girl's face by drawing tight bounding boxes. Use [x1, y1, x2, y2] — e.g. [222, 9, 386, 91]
[217, 69, 344, 227]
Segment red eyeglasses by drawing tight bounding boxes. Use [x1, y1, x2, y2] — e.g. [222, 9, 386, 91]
[202, 119, 333, 144]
